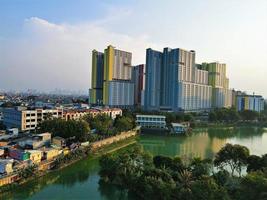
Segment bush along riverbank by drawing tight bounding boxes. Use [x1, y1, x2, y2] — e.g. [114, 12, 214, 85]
[99, 143, 267, 200]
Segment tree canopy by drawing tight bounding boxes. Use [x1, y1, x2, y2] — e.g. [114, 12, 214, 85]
[99, 144, 267, 200]
[38, 119, 90, 142]
[214, 143, 250, 176]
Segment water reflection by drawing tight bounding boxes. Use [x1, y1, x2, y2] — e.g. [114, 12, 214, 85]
[139, 127, 266, 158]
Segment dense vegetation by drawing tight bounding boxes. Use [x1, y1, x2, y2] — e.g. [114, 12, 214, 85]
[38, 113, 135, 143]
[38, 119, 90, 142]
[83, 113, 135, 137]
[99, 143, 267, 200]
[208, 108, 266, 122]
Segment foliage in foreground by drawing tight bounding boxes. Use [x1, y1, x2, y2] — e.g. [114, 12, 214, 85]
[99, 144, 267, 200]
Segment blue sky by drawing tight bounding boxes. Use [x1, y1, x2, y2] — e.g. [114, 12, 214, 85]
[0, 0, 267, 96]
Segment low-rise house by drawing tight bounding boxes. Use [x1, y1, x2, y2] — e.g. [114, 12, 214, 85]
[26, 150, 42, 164]
[18, 132, 51, 149]
[8, 148, 30, 161]
[0, 174, 19, 187]
[0, 159, 14, 174]
[42, 148, 60, 161]
[52, 136, 66, 148]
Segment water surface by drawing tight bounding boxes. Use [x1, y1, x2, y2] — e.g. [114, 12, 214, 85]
[3, 127, 267, 200]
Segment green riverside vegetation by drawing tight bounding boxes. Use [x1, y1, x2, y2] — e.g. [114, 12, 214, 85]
[99, 143, 267, 200]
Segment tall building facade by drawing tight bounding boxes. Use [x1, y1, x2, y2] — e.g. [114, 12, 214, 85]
[200, 62, 232, 108]
[89, 45, 134, 108]
[143, 47, 212, 112]
[90, 50, 104, 105]
[132, 64, 145, 106]
[143, 49, 163, 111]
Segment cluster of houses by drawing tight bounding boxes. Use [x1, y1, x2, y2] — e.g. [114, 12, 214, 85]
[0, 131, 68, 186]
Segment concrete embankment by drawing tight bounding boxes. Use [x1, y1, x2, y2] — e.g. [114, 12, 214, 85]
[90, 130, 138, 151]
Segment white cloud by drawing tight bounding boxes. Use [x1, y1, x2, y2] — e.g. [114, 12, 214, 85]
[0, 16, 159, 93]
[1, 0, 266, 97]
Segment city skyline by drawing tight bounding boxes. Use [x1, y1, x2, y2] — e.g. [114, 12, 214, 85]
[1, 0, 266, 97]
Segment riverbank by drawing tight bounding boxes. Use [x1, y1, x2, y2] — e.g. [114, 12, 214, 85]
[0, 130, 138, 194]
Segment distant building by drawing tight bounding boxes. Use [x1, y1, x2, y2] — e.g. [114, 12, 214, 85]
[89, 45, 134, 108]
[236, 94, 264, 112]
[2, 107, 63, 131]
[136, 115, 166, 129]
[63, 107, 122, 120]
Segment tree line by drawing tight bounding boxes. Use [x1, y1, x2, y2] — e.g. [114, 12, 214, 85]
[99, 143, 267, 200]
[38, 112, 135, 143]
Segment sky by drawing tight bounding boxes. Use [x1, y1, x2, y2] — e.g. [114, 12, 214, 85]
[0, 0, 267, 96]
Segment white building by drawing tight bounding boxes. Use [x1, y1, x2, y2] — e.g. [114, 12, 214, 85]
[136, 115, 166, 129]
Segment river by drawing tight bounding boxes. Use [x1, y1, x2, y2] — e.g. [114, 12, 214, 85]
[2, 127, 267, 200]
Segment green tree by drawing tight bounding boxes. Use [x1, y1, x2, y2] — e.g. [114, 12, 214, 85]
[190, 176, 230, 200]
[38, 119, 90, 142]
[214, 143, 250, 176]
[113, 116, 134, 132]
[190, 157, 212, 179]
[239, 110, 259, 121]
[238, 170, 267, 200]
[247, 154, 267, 172]
[209, 111, 218, 122]
[84, 114, 113, 135]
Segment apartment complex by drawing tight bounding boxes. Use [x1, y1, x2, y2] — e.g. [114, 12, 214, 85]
[2, 107, 63, 131]
[131, 64, 145, 106]
[89, 45, 134, 108]
[144, 48, 212, 112]
[89, 45, 264, 113]
[236, 94, 264, 112]
[90, 50, 104, 105]
[200, 62, 232, 108]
